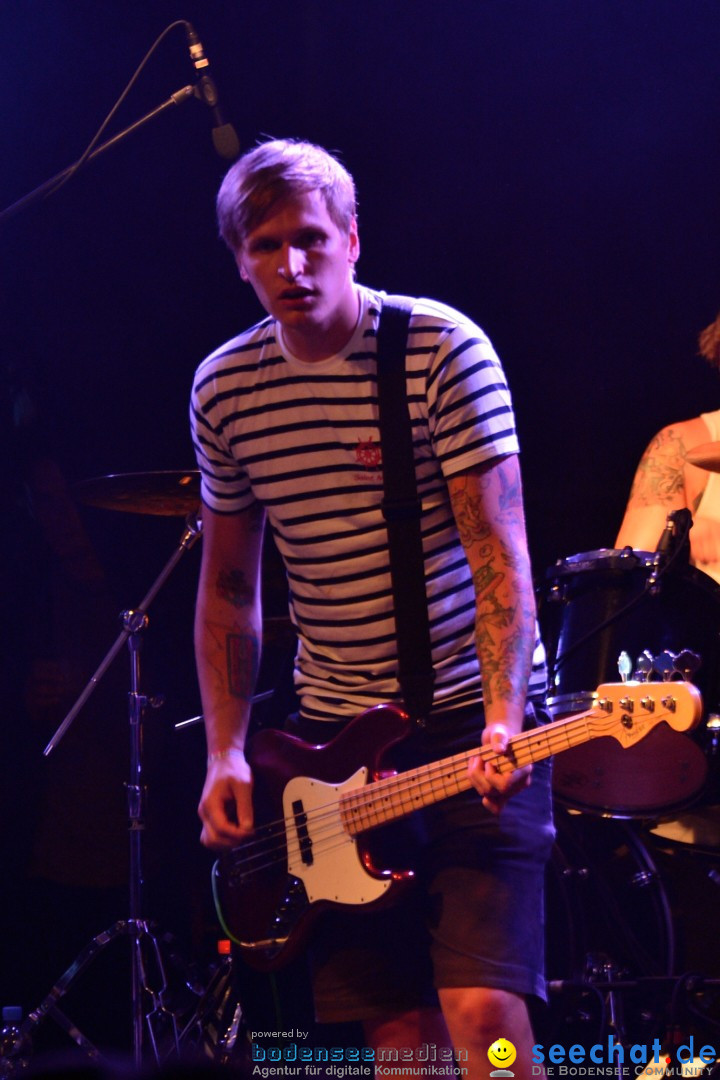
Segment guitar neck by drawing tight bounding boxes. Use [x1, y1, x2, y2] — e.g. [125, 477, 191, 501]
[340, 705, 615, 835]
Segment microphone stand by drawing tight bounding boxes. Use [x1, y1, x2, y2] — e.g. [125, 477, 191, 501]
[34, 513, 203, 1068]
[0, 83, 197, 226]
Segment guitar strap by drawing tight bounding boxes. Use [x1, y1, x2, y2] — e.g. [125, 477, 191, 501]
[375, 296, 435, 720]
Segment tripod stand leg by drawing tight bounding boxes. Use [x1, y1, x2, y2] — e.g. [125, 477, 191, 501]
[133, 921, 181, 1062]
[22, 920, 130, 1059]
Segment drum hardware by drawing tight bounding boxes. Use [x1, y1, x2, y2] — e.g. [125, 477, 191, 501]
[547, 973, 720, 1075]
[175, 690, 275, 730]
[707, 716, 720, 756]
[544, 812, 720, 1057]
[545, 549, 651, 675]
[647, 509, 693, 595]
[620, 649, 702, 686]
[630, 867, 660, 889]
[73, 470, 201, 517]
[546, 812, 676, 1048]
[586, 956, 631, 1075]
[542, 548, 720, 818]
[28, 480, 211, 1068]
[545, 542, 701, 682]
[163, 950, 247, 1066]
[548, 813, 720, 1054]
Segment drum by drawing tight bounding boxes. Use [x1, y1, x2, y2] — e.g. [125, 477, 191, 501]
[541, 548, 720, 817]
[542, 809, 674, 1047]
[546, 810, 675, 979]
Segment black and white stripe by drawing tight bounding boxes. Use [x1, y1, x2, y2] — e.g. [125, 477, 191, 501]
[191, 287, 546, 720]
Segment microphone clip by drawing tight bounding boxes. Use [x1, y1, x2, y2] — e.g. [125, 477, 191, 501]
[647, 508, 693, 594]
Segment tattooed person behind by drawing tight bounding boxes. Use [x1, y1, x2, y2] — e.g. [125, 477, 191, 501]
[616, 310, 720, 584]
[190, 139, 553, 1080]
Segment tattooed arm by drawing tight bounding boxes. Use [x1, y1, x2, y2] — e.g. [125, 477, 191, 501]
[195, 501, 266, 849]
[448, 454, 537, 811]
[615, 418, 709, 552]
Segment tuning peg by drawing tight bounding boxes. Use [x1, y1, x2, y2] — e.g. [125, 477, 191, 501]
[634, 651, 654, 682]
[617, 651, 633, 683]
[654, 650, 677, 681]
[674, 649, 701, 681]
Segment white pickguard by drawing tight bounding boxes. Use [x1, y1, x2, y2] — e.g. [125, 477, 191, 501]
[283, 768, 393, 904]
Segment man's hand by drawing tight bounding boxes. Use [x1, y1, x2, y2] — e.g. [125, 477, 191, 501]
[468, 721, 532, 814]
[198, 752, 255, 850]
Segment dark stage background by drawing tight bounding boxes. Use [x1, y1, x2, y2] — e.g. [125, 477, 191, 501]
[3, 0, 720, 1058]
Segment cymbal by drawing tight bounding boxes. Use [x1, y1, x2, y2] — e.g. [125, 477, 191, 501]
[685, 442, 720, 473]
[74, 471, 200, 516]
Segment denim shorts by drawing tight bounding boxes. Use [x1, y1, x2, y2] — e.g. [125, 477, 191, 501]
[286, 700, 556, 1024]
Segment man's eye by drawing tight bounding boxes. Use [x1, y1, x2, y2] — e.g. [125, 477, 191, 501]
[250, 238, 278, 254]
[298, 231, 325, 248]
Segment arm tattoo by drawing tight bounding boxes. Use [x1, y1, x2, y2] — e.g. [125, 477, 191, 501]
[473, 537, 534, 706]
[496, 461, 524, 523]
[473, 560, 517, 630]
[451, 484, 492, 548]
[216, 568, 254, 609]
[629, 428, 687, 507]
[451, 463, 534, 708]
[451, 459, 524, 548]
[476, 625, 531, 705]
[226, 632, 260, 701]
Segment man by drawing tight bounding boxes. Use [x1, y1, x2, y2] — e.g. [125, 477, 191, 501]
[615, 311, 720, 583]
[190, 139, 553, 1079]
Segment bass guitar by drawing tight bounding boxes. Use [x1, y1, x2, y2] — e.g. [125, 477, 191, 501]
[212, 680, 701, 971]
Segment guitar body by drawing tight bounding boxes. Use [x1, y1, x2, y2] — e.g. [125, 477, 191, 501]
[213, 703, 415, 971]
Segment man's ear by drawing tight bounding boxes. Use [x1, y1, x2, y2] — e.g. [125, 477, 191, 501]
[348, 216, 360, 266]
[235, 251, 249, 282]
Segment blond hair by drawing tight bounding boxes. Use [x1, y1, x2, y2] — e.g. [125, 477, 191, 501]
[216, 139, 357, 252]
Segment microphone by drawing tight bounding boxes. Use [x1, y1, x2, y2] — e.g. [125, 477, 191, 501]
[648, 507, 692, 593]
[185, 23, 240, 160]
[655, 508, 692, 560]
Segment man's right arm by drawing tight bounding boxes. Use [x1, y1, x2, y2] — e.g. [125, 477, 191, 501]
[195, 500, 266, 850]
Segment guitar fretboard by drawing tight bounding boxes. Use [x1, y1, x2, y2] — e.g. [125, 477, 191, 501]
[338, 703, 652, 834]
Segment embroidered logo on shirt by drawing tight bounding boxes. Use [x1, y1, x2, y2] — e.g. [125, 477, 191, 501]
[355, 437, 382, 470]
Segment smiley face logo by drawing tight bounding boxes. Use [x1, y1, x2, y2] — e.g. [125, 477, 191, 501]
[488, 1038, 517, 1072]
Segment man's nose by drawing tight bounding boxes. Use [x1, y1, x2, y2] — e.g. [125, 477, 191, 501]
[279, 245, 305, 280]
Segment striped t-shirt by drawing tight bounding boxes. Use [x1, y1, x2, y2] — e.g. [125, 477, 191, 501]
[190, 285, 547, 721]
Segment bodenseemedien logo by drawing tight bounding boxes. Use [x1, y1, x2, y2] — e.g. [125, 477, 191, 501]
[488, 1038, 516, 1077]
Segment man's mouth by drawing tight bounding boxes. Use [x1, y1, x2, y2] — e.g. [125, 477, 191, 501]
[279, 287, 314, 300]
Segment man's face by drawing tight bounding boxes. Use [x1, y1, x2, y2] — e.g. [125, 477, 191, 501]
[236, 189, 359, 357]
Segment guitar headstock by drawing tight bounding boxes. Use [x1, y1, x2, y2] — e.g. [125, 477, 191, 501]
[591, 680, 703, 747]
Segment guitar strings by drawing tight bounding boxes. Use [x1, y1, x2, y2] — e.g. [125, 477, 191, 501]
[229, 687, 690, 880]
[223, 707, 620, 880]
[227, 706, 654, 878]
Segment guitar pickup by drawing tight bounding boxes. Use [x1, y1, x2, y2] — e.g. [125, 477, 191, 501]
[292, 799, 313, 865]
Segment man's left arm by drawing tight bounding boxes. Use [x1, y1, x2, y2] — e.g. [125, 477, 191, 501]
[447, 453, 537, 812]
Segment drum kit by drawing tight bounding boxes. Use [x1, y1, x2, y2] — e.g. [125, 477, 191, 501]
[16, 450, 720, 1068]
[539, 445, 720, 1057]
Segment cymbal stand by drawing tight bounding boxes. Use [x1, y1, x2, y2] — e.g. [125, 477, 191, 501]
[588, 958, 629, 1080]
[36, 512, 203, 1068]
